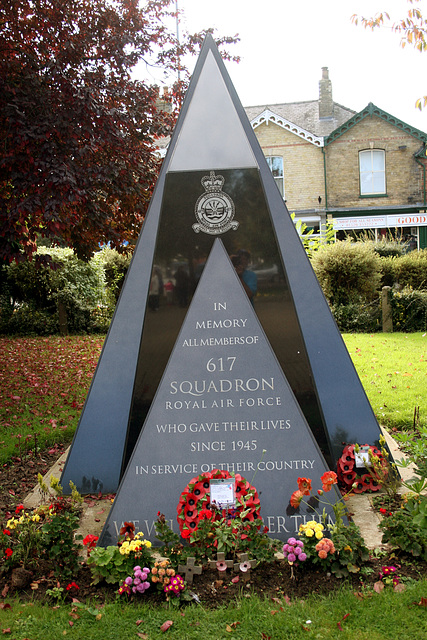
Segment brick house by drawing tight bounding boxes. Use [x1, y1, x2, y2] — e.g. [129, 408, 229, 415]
[245, 68, 427, 249]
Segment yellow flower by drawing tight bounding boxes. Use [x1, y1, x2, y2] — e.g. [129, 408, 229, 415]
[305, 528, 314, 537]
[315, 530, 323, 540]
[31, 514, 40, 523]
[344, 545, 352, 552]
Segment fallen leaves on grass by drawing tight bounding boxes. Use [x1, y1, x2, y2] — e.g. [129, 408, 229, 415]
[160, 620, 173, 632]
[226, 621, 240, 632]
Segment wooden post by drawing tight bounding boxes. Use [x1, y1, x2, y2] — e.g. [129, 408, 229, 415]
[381, 286, 393, 333]
[58, 301, 68, 336]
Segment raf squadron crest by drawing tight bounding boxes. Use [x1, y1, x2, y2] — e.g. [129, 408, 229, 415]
[193, 171, 239, 235]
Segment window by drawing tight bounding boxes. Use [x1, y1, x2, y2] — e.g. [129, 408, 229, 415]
[359, 149, 386, 195]
[266, 156, 284, 197]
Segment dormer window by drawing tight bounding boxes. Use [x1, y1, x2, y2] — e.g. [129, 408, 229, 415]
[359, 149, 386, 195]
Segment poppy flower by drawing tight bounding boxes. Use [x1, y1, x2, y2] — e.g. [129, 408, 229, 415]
[338, 458, 353, 472]
[216, 561, 227, 571]
[320, 471, 338, 492]
[184, 508, 198, 522]
[297, 477, 312, 496]
[290, 490, 304, 509]
[352, 480, 365, 494]
[240, 561, 251, 573]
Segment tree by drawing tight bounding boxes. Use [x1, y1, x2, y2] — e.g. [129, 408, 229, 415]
[0, 0, 239, 265]
[351, 0, 427, 109]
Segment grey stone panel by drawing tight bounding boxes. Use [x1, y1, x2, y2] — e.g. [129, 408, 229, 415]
[98, 240, 340, 546]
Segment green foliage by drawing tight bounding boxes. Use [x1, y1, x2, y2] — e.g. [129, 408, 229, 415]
[40, 506, 82, 580]
[1, 495, 82, 580]
[329, 522, 370, 578]
[98, 247, 132, 304]
[189, 508, 276, 565]
[372, 239, 408, 258]
[292, 214, 335, 258]
[311, 239, 382, 306]
[330, 299, 381, 332]
[391, 288, 427, 331]
[87, 545, 153, 584]
[379, 500, 427, 561]
[0, 247, 107, 335]
[390, 249, 427, 290]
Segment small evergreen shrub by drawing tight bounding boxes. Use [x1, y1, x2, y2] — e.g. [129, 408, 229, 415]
[391, 288, 427, 332]
[98, 247, 132, 303]
[390, 249, 427, 290]
[311, 240, 382, 306]
[330, 299, 381, 333]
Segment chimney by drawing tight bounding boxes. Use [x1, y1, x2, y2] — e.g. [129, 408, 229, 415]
[319, 67, 333, 119]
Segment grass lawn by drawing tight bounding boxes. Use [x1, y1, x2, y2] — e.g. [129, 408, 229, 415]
[2, 580, 427, 639]
[342, 332, 426, 431]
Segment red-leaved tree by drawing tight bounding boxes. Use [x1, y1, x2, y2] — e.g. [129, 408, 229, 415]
[0, 0, 239, 264]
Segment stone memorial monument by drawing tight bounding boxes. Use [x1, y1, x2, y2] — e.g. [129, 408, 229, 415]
[61, 34, 384, 497]
[98, 240, 341, 545]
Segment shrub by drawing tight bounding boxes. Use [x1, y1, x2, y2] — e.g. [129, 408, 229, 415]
[311, 240, 382, 306]
[330, 298, 381, 332]
[391, 288, 427, 332]
[98, 247, 132, 304]
[381, 249, 427, 290]
[0, 247, 108, 335]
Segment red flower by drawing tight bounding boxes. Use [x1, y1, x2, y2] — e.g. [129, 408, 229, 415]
[181, 528, 191, 539]
[290, 490, 304, 509]
[5, 548, 13, 557]
[66, 582, 79, 591]
[199, 508, 213, 520]
[83, 534, 99, 551]
[119, 521, 135, 539]
[297, 477, 312, 496]
[3, 529, 11, 536]
[15, 504, 24, 515]
[320, 471, 337, 492]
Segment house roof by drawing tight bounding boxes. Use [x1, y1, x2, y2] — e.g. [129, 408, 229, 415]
[245, 100, 356, 141]
[325, 102, 427, 145]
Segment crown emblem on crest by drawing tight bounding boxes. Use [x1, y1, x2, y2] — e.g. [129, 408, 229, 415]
[193, 171, 238, 236]
[201, 171, 225, 192]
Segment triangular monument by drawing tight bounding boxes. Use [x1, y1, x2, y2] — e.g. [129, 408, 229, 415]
[98, 239, 341, 545]
[61, 35, 383, 495]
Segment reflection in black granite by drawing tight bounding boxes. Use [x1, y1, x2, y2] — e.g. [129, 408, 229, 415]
[122, 168, 329, 473]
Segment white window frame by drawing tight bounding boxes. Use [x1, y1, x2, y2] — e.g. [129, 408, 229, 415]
[359, 149, 386, 196]
[265, 156, 285, 197]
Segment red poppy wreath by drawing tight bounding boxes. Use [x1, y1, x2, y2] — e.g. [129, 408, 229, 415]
[337, 444, 384, 493]
[177, 469, 261, 539]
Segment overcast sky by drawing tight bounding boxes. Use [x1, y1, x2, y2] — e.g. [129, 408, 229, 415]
[144, 0, 427, 131]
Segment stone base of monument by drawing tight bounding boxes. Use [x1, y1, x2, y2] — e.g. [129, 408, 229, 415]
[23, 428, 420, 556]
